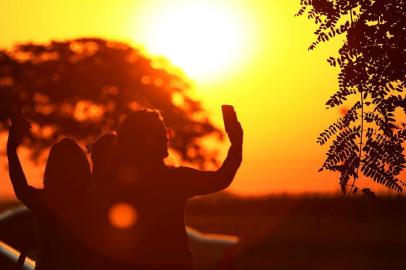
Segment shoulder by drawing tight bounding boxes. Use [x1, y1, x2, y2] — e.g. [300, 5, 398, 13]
[166, 166, 200, 182]
[167, 166, 196, 174]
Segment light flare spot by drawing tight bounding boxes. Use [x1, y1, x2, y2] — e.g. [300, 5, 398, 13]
[339, 107, 349, 116]
[141, 75, 151, 85]
[108, 203, 138, 229]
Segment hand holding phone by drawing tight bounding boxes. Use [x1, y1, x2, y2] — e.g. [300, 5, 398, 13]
[221, 105, 243, 146]
[222, 105, 237, 133]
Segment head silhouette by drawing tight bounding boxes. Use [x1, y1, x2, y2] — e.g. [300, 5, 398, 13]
[43, 138, 91, 196]
[90, 133, 117, 189]
[90, 132, 117, 173]
[115, 110, 169, 165]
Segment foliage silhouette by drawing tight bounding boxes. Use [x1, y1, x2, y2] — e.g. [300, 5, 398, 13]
[297, 0, 406, 193]
[0, 38, 221, 166]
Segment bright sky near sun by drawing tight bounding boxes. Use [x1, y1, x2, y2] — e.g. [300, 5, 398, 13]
[0, 0, 399, 198]
[132, 1, 255, 80]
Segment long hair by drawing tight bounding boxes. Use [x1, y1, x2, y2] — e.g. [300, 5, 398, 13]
[114, 110, 169, 165]
[43, 138, 92, 196]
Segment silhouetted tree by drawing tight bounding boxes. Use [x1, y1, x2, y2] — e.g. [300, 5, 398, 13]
[297, 0, 406, 193]
[0, 38, 221, 166]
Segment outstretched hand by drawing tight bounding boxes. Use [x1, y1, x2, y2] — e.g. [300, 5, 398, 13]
[8, 111, 31, 149]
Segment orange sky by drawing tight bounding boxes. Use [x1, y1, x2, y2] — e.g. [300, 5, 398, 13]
[0, 0, 402, 198]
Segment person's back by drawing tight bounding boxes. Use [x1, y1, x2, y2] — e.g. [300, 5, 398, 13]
[118, 165, 201, 268]
[34, 192, 87, 270]
[99, 109, 242, 270]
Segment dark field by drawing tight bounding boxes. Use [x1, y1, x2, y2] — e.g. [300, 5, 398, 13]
[186, 193, 406, 270]
[2, 194, 406, 270]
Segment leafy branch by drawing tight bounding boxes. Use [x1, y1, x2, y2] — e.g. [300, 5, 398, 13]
[297, 0, 406, 193]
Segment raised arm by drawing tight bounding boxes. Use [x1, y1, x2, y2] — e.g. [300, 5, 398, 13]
[178, 113, 243, 197]
[6, 113, 39, 209]
[216, 132, 243, 188]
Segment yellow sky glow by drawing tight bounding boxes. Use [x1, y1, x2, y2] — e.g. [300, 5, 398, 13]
[0, 0, 402, 198]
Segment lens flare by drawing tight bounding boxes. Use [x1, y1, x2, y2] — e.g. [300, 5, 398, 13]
[108, 202, 138, 229]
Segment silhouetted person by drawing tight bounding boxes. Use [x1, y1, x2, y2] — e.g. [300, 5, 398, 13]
[6, 111, 92, 270]
[100, 109, 243, 270]
[89, 132, 117, 189]
[86, 132, 120, 270]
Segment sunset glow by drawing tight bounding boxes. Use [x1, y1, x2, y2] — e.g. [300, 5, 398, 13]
[1, 2, 405, 269]
[0, 0, 345, 196]
[1, 0, 396, 196]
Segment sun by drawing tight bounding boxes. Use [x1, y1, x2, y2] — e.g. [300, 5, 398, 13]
[132, 2, 253, 81]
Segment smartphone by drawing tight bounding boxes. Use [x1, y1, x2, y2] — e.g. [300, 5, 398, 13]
[221, 105, 237, 133]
